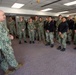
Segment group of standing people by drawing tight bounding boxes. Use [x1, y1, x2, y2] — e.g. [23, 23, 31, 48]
[7, 15, 76, 51]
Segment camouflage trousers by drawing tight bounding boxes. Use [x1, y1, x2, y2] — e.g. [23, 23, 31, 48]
[9, 28, 16, 37]
[38, 29, 45, 41]
[58, 32, 67, 48]
[45, 32, 54, 44]
[19, 31, 26, 42]
[67, 29, 73, 42]
[0, 44, 18, 72]
[29, 30, 34, 41]
[34, 29, 39, 40]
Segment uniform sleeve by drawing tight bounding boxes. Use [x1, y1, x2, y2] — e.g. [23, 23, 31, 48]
[0, 25, 5, 49]
[27, 24, 30, 31]
[52, 22, 55, 31]
[1, 24, 12, 45]
[74, 23, 76, 30]
[24, 21, 26, 29]
[66, 23, 69, 30]
[22, 21, 26, 29]
[58, 23, 61, 32]
[13, 20, 15, 25]
[17, 22, 20, 31]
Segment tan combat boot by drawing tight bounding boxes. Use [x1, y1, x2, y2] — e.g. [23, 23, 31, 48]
[4, 69, 15, 75]
[15, 63, 23, 70]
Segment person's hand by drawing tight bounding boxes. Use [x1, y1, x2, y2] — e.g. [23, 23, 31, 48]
[34, 27, 36, 29]
[47, 30, 49, 33]
[60, 34, 64, 38]
[31, 30, 33, 32]
[75, 30, 76, 33]
[22, 29, 24, 31]
[67, 29, 69, 33]
[59, 32, 61, 35]
[9, 35, 14, 40]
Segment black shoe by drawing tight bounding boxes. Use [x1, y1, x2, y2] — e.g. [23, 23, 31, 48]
[48, 42, 50, 45]
[45, 43, 49, 46]
[50, 44, 54, 48]
[74, 42, 76, 45]
[45, 42, 50, 46]
[60, 48, 66, 51]
[32, 41, 35, 43]
[74, 47, 76, 50]
[57, 46, 61, 50]
[67, 41, 71, 45]
[19, 41, 21, 44]
[24, 41, 27, 43]
[16, 36, 18, 39]
[66, 41, 69, 44]
[29, 41, 31, 44]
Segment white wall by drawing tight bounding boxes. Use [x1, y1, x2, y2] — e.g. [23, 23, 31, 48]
[0, 7, 68, 16]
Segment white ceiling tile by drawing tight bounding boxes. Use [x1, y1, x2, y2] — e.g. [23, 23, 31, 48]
[0, 0, 76, 14]
[2, 0, 17, 3]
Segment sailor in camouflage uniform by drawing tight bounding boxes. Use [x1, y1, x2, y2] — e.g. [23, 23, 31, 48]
[0, 10, 22, 75]
[38, 17, 45, 42]
[8, 17, 16, 38]
[28, 18, 35, 43]
[56, 15, 62, 40]
[34, 16, 39, 40]
[18, 16, 27, 44]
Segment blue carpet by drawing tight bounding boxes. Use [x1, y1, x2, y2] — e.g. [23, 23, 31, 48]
[0, 39, 76, 75]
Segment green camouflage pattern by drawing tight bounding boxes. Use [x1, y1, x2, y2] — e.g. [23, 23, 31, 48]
[0, 22, 18, 71]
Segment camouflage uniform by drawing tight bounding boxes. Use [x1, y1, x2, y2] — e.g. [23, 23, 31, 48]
[38, 21, 44, 41]
[56, 19, 62, 40]
[18, 20, 26, 42]
[34, 20, 39, 40]
[28, 22, 35, 42]
[8, 20, 16, 36]
[0, 22, 18, 72]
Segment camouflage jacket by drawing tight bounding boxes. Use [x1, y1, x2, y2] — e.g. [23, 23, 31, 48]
[0, 22, 11, 49]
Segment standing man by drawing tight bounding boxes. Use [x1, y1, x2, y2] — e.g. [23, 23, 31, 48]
[8, 17, 16, 38]
[45, 16, 54, 47]
[18, 16, 27, 44]
[44, 17, 48, 30]
[67, 15, 74, 44]
[57, 17, 68, 51]
[34, 16, 39, 41]
[38, 17, 45, 42]
[56, 15, 62, 40]
[0, 10, 22, 75]
[28, 18, 35, 44]
[44, 17, 48, 39]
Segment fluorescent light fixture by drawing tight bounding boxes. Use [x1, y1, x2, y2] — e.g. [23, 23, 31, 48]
[41, 8, 53, 11]
[64, 1, 76, 6]
[12, 3, 24, 8]
[57, 11, 69, 14]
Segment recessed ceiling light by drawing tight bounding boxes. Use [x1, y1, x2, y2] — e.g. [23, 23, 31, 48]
[41, 8, 53, 11]
[64, 1, 76, 6]
[57, 11, 69, 14]
[11, 3, 24, 8]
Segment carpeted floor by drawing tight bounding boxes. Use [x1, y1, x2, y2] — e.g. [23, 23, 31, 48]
[0, 39, 76, 75]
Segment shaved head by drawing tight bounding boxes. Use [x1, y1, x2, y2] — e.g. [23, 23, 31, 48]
[0, 10, 4, 16]
[0, 10, 3, 12]
[0, 10, 6, 22]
